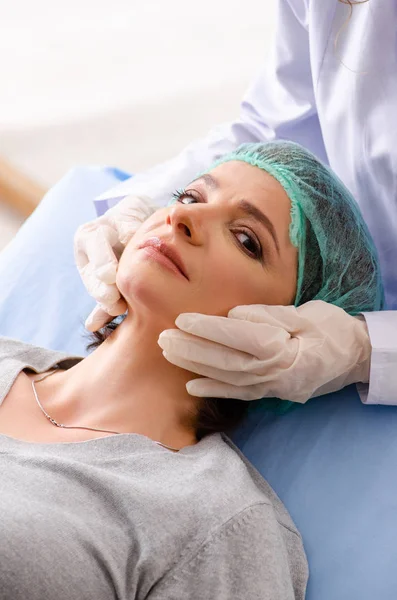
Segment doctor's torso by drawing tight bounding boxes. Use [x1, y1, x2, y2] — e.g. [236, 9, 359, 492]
[308, 0, 397, 308]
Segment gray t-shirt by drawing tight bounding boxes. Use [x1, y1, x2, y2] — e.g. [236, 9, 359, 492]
[0, 336, 308, 600]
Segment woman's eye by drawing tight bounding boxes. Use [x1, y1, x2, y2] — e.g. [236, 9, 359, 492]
[171, 189, 200, 204]
[179, 194, 198, 205]
[234, 230, 262, 260]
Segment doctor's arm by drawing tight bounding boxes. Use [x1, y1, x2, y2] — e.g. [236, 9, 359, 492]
[358, 312, 397, 405]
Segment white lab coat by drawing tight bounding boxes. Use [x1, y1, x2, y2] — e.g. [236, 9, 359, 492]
[96, 0, 397, 405]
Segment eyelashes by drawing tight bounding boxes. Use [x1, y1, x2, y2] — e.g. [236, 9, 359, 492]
[171, 188, 186, 203]
[171, 188, 203, 205]
[171, 188, 264, 262]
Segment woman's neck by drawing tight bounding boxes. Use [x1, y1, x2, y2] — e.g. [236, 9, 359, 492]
[36, 312, 200, 449]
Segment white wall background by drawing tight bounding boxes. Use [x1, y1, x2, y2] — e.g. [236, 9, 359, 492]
[0, 0, 277, 248]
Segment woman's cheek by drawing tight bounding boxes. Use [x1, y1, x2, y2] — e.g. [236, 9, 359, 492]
[203, 265, 248, 313]
[215, 265, 271, 308]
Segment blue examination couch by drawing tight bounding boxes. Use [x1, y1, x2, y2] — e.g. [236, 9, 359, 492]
[1, 166, 396, 599]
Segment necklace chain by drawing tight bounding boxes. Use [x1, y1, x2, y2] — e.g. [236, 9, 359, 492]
[31, 369, 180, 452]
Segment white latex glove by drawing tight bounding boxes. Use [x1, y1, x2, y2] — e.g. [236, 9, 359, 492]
[74, 194, 156, 331]
[158, 300, 372, 402]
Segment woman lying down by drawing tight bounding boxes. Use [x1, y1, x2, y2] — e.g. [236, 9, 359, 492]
[0, 142, 382, 599]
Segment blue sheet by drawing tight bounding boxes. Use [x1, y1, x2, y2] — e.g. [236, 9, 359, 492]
[232, 391, 397, 599]
[1, 166, 396, 599]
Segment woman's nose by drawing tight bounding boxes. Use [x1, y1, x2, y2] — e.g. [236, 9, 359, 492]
[167, 203, 206, 245]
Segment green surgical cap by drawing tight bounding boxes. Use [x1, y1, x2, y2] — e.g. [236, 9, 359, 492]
[208, 141, 384, 315]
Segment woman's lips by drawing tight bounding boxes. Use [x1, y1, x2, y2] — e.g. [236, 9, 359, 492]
[139, 238, 189, 280]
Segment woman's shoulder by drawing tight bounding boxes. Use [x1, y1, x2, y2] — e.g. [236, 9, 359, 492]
[0, 335, 32, 355]
[209, 433, 301, 538]
[0, 336, 81, 403]
[155, 433, 307, 599]
[0, 336, 45, 371]
[0, 336, 72, 367]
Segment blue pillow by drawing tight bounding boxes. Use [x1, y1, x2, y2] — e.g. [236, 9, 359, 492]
[1, 166, 396, 599]
[0, 166, 130, 355]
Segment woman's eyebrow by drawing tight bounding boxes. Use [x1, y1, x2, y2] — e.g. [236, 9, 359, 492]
[193, 174, 280, 255]
[193, 174, 219, 190]
[238, 199, 280, 255]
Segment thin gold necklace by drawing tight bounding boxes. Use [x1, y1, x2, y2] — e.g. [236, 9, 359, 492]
[31, 369, 180, 452]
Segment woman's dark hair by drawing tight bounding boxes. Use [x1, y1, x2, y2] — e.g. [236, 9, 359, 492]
[86, 317, 249, 441]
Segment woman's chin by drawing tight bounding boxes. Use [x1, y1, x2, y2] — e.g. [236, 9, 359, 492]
[119, 279, 184, 325]
[118, 259, 186, 298]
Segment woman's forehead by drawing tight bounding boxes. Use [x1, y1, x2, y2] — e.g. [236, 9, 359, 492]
[202, 161, 291, 214]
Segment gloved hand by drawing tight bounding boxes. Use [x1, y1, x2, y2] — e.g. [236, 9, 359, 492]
[158, 300, 372, 402]
[74, 194, 156, 331]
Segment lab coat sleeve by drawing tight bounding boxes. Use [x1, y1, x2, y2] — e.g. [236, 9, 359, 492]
[357, 311, 397, 405]
[95, 0, 326, 212]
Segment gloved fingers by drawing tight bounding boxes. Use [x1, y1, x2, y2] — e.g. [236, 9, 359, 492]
[85, 298, 128, 332]
[173, 313, 292, 359]
[188, 377, 309, 402]
[115, 221, 142, 247]
[174, 313, 229, 337]
[114, 194, 158, 245]
[85, 305, 114, 332]
[80, 262, 121, 307]
[73, 222, 94, 266]
[101, 297, 128, 317]
[74, 221, 116, 267]
[159, 329, 270, 373]
[161, 348, 277, 385]
[84, 225, 120, 284]
[228, 304, 307, 333]
[296, 299, 338, 320]
[229, 302, 351, 335]
[186, 377, 268, 401]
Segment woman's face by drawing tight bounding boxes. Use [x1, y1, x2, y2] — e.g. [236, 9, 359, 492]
[116, 161, 298, 324]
